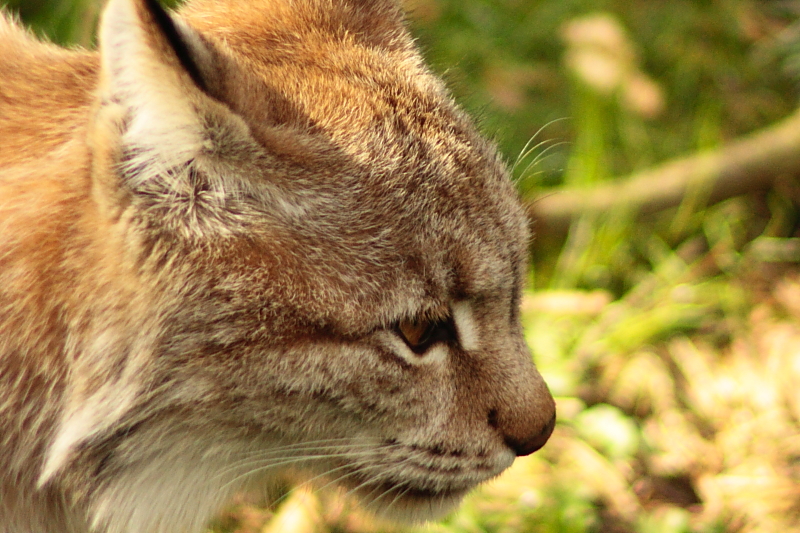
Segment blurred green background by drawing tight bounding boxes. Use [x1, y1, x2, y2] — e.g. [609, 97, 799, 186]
[4, 0, 800, 531]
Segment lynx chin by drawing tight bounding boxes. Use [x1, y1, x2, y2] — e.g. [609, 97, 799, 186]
[0, 0, 556, 532]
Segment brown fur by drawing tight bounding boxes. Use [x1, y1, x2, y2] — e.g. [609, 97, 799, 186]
[0, 1, 555, 532]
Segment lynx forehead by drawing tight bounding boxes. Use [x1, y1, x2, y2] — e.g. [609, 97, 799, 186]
[0, 1, 556, 532]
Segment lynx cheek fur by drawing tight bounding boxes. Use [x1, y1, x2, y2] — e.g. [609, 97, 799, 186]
[0, 0, 556, 532]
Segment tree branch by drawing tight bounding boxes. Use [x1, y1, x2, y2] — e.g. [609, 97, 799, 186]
[526, 109, 800, 233]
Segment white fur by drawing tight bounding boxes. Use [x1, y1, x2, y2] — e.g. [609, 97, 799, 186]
[452, 302, 479, 352]
[101, 0, 206, 175]
[91, 435, 253, 533]
[40, 329, 145, 485]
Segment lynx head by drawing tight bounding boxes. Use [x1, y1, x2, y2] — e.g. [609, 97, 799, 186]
[43, 0, 555, 528]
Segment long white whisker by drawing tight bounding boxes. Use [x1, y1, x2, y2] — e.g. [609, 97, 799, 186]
[339, 456, 417, 509]
[365, 483, 403, 512]
[512, 122, 554, 171]
[295, 443, 406, 494]
[218, 443, 377, 475]
[517, 140, 571, 182]
[301, 463, 358, 493]
[258, 466, 355, 511]
[216, 442, 406, 494]
[513, 138, 557, 173]
[216, 441, 420, 513]
[223, 443, 370, 462]
[360, 479, 391, 506]
[526, 139, 570, 168]
[286, 442, 408, 498]
[218, 454, 344, 491]
[225, 438, 364, 459]
[385, 485, 413, 513]
[511, 117, 570, 172]
[341, 473, 384, 504]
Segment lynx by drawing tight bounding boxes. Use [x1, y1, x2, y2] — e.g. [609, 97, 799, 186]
[0, 0, 556, 532]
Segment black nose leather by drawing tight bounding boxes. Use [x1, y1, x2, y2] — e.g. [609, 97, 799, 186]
[504, 412, 556, 457]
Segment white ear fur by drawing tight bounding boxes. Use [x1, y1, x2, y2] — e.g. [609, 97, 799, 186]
[96, 0, 312, 225]
[39, 329, 147, 486]
[39, 385, 137, 486]
[98, 0, 213, 185]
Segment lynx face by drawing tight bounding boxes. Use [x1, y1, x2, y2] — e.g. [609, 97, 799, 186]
[0, 0, 555, 531]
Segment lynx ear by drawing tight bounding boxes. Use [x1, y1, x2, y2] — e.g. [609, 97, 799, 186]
[97, 0, 239, 188]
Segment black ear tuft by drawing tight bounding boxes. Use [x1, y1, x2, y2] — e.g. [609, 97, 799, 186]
[142, 0, 207, 92]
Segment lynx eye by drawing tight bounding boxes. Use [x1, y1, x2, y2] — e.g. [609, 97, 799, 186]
[397, 319, 436, 349]
[394, 316, 454, 354]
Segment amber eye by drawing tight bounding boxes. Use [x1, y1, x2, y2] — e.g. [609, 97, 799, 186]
[396, 319, 436, 349]
[394, 315, 455, 354]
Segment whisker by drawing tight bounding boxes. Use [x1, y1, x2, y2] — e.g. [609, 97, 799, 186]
[302, 463, 360, 493]
[215, 441, 420, 514]
[216, 442, 407, 495]
[365, 483, 403, 512]
[219, 443, 378, 475]
[385, 485, 413, 513]
[218, 454, 344, 491]
[222, 438, 410, 472]
[512, 122, 553, 171]
[360, 478, 392, 507]
[511, 117, 570, 172]
[337, 455, 420, 510]
[513, 138, 557, 173]
[517, 140, 571, 183]
[226, 437, 366, 459]
[309, 448, 402, 493]
[287, 442, 409, 500]
[295, 466, 372, 509]
[341, 472, 384, 504]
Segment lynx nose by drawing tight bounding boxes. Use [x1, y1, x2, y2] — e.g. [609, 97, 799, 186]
[504, 411, 556, 456]
[489, 375, 556, 457]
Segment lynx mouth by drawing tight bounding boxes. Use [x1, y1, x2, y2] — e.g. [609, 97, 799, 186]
[302, 437, 513, 520]
[343, 472, 473, 521]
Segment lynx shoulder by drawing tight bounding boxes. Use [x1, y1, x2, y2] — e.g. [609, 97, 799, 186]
[0, 1, 555, 532]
